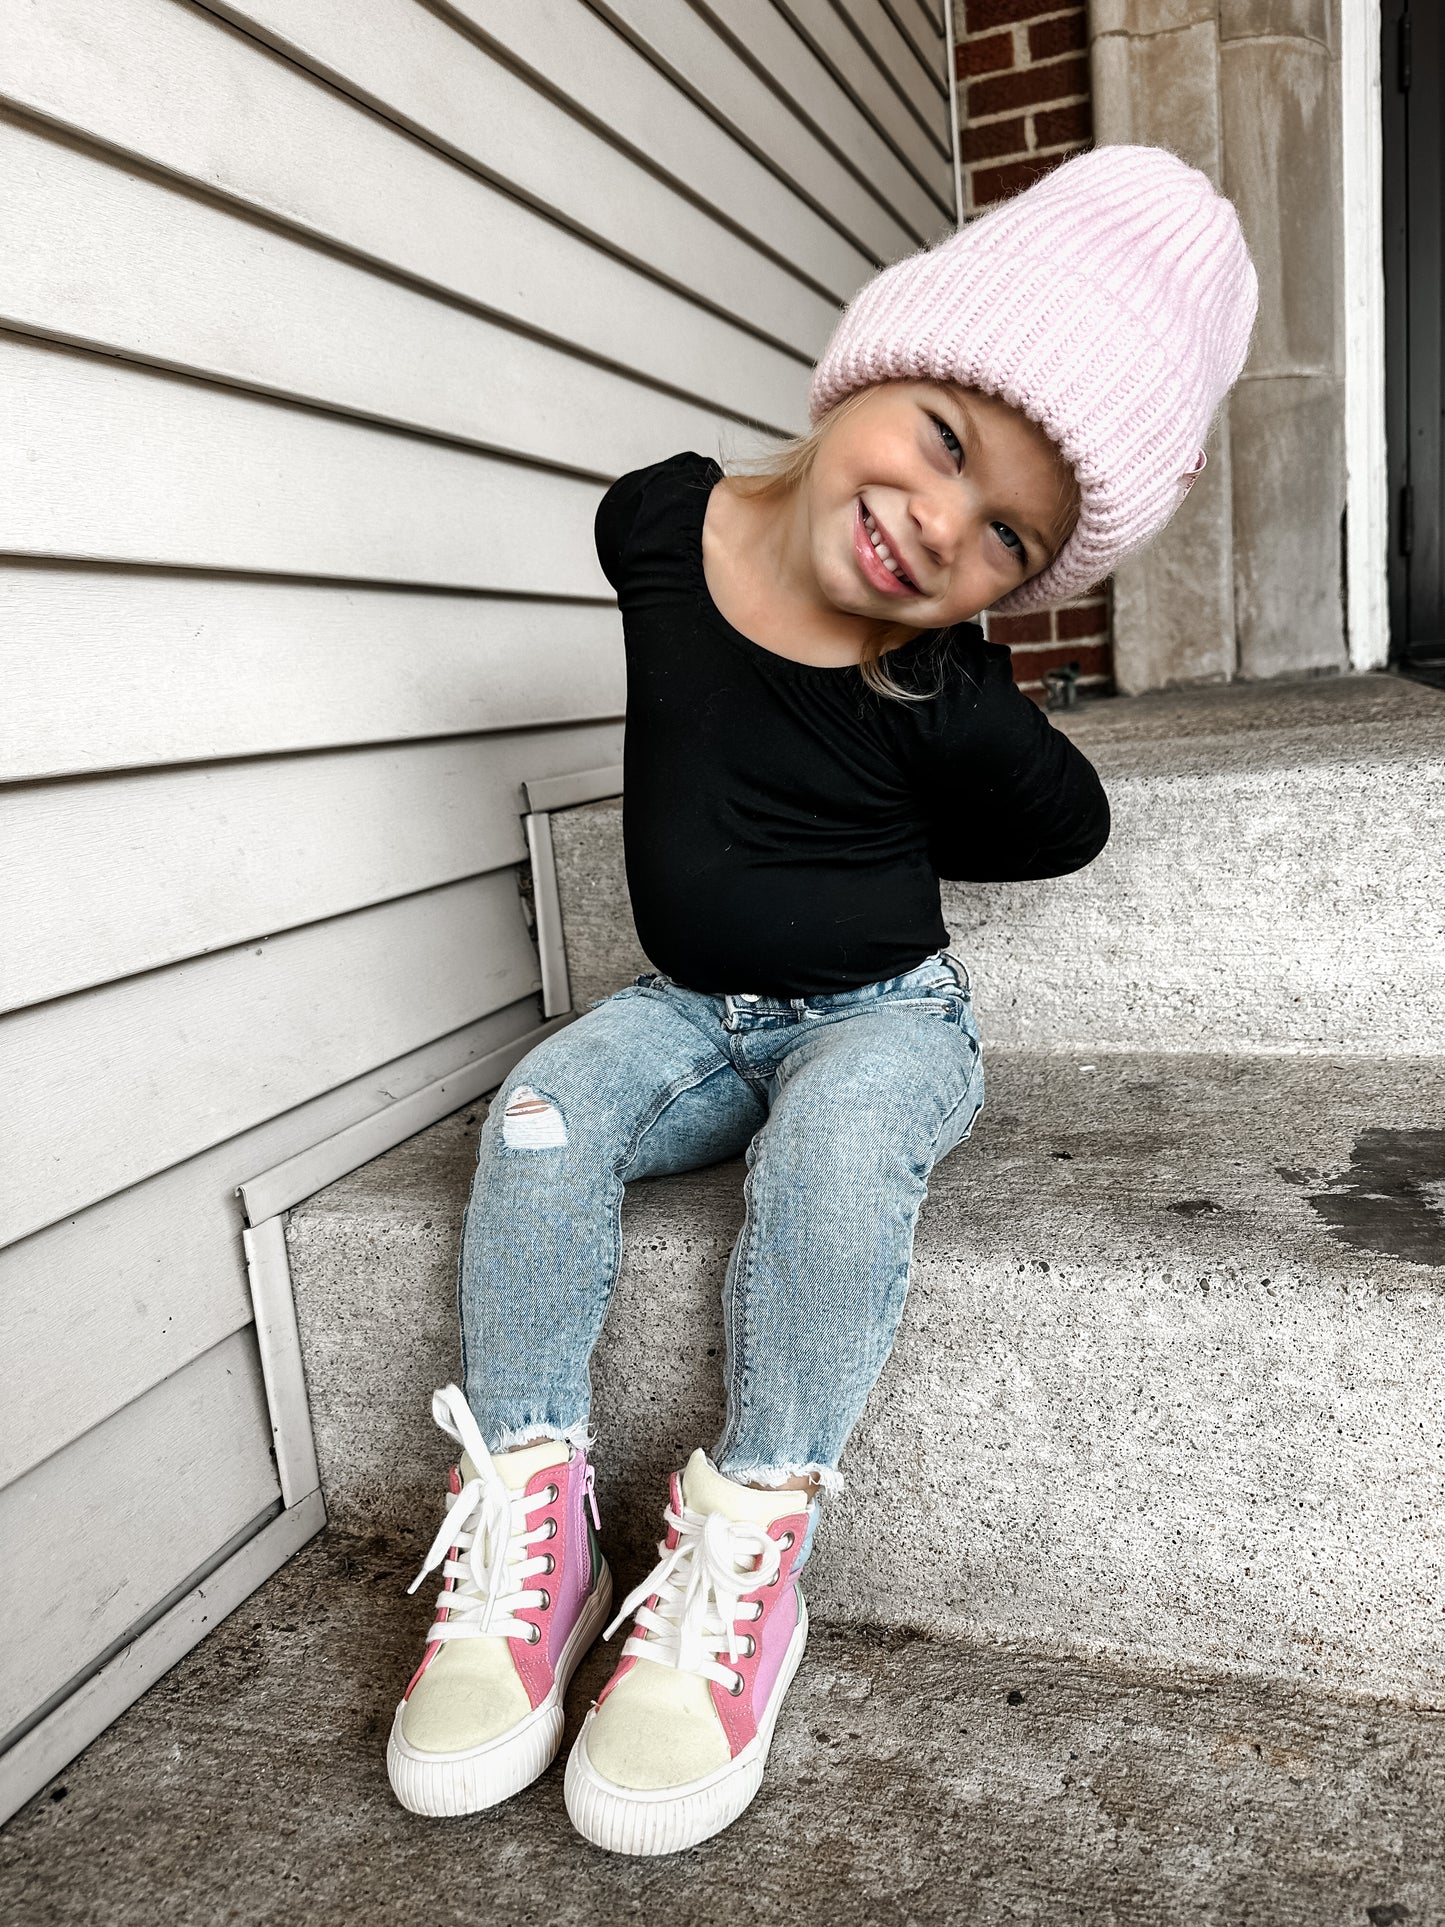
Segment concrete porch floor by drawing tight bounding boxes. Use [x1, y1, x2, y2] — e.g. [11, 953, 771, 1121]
[3, 1531, 1443, 1926]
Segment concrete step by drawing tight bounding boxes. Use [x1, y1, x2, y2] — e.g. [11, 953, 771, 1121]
[287, 1045, 1445, 1703]
[550, 673, 1445, 1052]
[6, 1528, 1442, 1926]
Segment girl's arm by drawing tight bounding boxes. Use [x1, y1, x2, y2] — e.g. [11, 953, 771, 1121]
[913, 641, 1111, 883]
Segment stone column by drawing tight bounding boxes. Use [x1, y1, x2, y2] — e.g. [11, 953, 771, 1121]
[1221, 0, 1347, 679]
[1087, 0, 1348, 690]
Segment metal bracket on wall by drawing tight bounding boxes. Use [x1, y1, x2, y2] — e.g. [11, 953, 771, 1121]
[521, 761, 623, 1020]
[241, 1216, 322, 1510]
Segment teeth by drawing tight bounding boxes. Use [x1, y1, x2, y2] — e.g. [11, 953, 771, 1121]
[862, 506, 910, 585]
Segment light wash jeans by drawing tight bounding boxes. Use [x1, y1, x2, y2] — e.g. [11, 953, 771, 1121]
[457, 948, 984, 1491]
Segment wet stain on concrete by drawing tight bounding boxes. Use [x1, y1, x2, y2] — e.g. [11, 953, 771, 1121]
[1169, 1199, 1225, 1218]
[1296, 1129, 1445, 1267]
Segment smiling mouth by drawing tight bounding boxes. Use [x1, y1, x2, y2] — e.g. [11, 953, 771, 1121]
[859, 504, 920, 593]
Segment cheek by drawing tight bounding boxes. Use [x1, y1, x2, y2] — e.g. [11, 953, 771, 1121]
[939, 587, 985, 623]
[935, 556, 998, 623]
[817, 515, 862, 595]
[820, 488, 858, 550]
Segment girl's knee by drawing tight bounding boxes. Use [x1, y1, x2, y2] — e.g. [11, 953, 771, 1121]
[497, 1081, 570, 1149]
[485, 1047, 633, 1166]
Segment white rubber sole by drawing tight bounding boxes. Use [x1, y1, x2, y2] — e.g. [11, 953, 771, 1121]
[564, 1594, 809, 1856]
[386, 1562, 612, 1817]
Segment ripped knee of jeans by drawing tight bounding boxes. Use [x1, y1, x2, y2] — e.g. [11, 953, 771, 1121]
[500, 1084, 568, 1149]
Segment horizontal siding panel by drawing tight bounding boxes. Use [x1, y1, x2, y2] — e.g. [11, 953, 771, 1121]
[429, 0, 882, 287]
[0, 121, 774, 481]
[601, 0, 947, 246]
[209, 0, 845, 339]
[1, 338, 612, 588]
[2, 0, 809, 426]
[0, 572, 626, 781]
[0, 999, 539, 1491]
[0, 872, 538, 1246]
[696, 0, 950, 220]
[0, 1330, 279, 1742]
[833, 0, 949, 113]
[789, 0, 951, 172]
[5, 725, 624, 1010]
[890, 0, 946, 58]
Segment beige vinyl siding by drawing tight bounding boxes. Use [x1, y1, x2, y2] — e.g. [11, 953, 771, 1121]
[3, 340, 619, 588]
[0, 0, 952, 1779]
[0, 1332, 280, 1738]
[0, 120, 764, 472]
[780, 0, 954, 179]
[476, 0, 943, 253]
[0, 572, 625, 780]
[3, 873, 538, 1245]
[5, 730, 618, 1010]
[1, 1001, 541, 1490]
[1, 0, 815, 418]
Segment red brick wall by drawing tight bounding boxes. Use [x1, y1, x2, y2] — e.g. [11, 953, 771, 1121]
[954, 0, 1113, 703]
[987, 587, 1112, 702]
[955, 0, 1091, 214]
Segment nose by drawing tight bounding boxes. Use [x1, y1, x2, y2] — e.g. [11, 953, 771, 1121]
[908, 487, 960, 574]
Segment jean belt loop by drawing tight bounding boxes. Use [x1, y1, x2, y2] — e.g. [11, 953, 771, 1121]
[946, 948, 971, 996]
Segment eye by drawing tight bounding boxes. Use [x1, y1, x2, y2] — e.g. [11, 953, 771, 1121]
[931, 413, 963, 467]
[992, 522, 1027, 566]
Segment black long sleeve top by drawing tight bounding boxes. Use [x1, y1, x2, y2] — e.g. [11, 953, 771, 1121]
[596, 450, 1110, 997]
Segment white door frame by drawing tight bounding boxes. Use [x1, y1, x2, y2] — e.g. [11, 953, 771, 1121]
[942, 0, 964, 226]
[1341, 0, 1390, 671]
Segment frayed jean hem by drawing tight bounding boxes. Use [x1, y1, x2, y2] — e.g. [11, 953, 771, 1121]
[715, 1456, 845, 1497]
[489, 1417, 594, 1454]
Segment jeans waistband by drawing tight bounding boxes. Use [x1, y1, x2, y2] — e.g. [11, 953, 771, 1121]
[713, 947, 970, 1020]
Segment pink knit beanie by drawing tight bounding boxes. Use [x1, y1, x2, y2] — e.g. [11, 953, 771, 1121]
[808, 144, 1258, 613]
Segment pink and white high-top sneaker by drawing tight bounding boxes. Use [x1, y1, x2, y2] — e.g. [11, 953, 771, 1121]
[564, 1450, 812, 1855]
[387, 1384, 611, 1816]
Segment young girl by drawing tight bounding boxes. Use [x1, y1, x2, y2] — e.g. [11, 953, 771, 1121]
[385, 144, 1257, 1853]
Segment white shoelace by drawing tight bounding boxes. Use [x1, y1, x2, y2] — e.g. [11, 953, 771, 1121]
[605, 1501, 783, 1693]
[406, 1385, 559, 1646]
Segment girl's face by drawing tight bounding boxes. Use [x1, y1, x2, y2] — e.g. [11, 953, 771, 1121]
[802, 380, 1078, 626]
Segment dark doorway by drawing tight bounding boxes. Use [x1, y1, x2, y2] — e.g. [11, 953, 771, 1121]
[1382, 0, 1444, 680]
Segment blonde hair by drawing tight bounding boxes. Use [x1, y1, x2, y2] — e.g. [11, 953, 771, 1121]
[722, 384, 1080, 704]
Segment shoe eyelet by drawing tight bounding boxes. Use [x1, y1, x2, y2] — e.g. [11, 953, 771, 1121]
[727, 1671, 745, 1696]
[524, 1622, 542, 1645]
[741, 1635, 756, 1657]
[536, 1588, 551, 1611]
[542, 1517, 558, 1540]
[542, 1554, 556, 1575]
[543, 1484, 559, 1505]
[779, 1531, 795, 1549]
